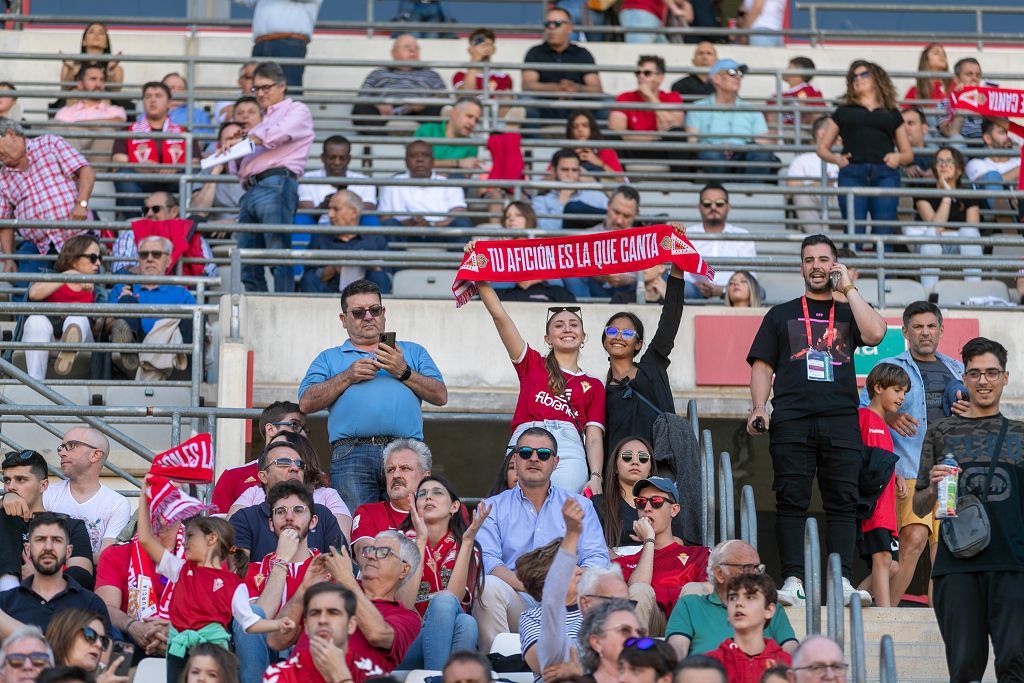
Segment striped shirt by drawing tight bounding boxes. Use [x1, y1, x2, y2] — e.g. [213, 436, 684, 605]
[520, 604, 583, 683]
[359, 67, 445, 95]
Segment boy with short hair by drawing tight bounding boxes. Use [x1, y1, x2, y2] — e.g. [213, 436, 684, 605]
[858, 363, 910, 607]
[767, 56, 824, 129]
[707, 574, 791, 683]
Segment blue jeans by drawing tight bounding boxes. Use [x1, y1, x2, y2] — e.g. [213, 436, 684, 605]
[697, 149, 778, 181]
[238, 174, 298, 293]
[837, 162, 899, 249]
[15, 240, 56, 276]
[331, 442, 385, 513]
[233, 604, 270, 683]
[620, 8, 667, 43]
[252, 38, 307, 91]
[398, 592, 478, 670]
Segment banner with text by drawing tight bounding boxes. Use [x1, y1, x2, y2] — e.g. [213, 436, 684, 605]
[452, 225, 715, 307]
[949, 86, 1024, 188]
[149, 432, 214, 483]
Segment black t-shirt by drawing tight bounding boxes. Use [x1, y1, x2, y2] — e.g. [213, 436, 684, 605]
[914, 358, 957, 426]
[498, 282, 576, 303]
[831, 104, 904, 164]
[912, 195, 982, 223]
[671, 75, 715, 99]
[747, 296, 865, 424]
[916, 414, 1024, 576]
[0, 511, 93, 578]
[592, 493, 690, 546]
[523, 42, 597, 85]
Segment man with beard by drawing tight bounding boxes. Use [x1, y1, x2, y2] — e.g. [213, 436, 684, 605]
[262, 583, 357, 683]
[746, 235, 885, 608]
[966, 119, 1023, 221]
[683, 183, 757, 301]
[349, 439, 431, 554]
[0, 513, 110, 636]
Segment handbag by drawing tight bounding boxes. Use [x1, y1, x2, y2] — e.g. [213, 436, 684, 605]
[940, 417, 1008, 558]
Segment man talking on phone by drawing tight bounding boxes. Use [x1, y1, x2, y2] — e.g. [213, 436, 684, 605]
[299, 279, 448, 512]
[745, 235, 886, 608]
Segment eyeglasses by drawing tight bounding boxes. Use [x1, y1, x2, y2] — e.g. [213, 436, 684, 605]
[851, 71, 872, 81]
[347, 305, 384, 319]
[2, 450, 37, 468]
[935, 158, 957, 167]
[509, 446, 555, 461]
[719, 562, 766, 575]
[263, 457, 304, 470]
[143, 204, 167, 215]
[77, 253, 102, 263]
[270, 420, 308, 435]
[619, 451, 651, 464]
[547, 306, 582, 320]
[80, 626, 111, 651]
[701, 199, 728, 208]
[470, 35, 490, 46]
[543, 20, 566, 28]
[965, 368, 1004, 381]
[250, 82, 282, 94]
[3, 653, 51, 669]
[623, 637, 658, 650]
[360, 545, 408, 564]
[583, 595, 639, 609]
[634, 69, 660, 78]
[792, 663, 850, 677]
[605, 326, 638, 340]
[415, 486, 449, 499]
[601, 625, 646, 639]
[272, 504, 308, 517]
[138, 250, 167, 261]
[57, 440, 98, 454]
[634, 495, 671, 510]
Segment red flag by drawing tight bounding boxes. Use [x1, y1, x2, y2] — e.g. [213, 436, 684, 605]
[149, 433, 215, 483]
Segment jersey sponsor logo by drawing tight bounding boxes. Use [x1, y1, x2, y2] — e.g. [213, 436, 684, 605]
[533, 389, 578, 419]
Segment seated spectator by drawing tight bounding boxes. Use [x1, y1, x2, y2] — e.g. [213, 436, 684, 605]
[414, 98, 483, 170]
[674, 655, 727, 683]
[618, 638, 678, 683]
[671, 42, 717, 100]
[190, 121, 247, 225]
[298, 136, 376, 218]
[563, 186, 642, 298]
[36, 666, 93, 683]
[904, 44, 952, 129]
[724, 271, 761, 307]
[350, 439, 431, 553]
[53, 64, 126, 164]
[0, 451, 94, 591]
[59, 23, 124, 91]
[396, 477, 487, 670]
[211, 400, 307, 514]
[454, 29, 515, 119]
[162, 72, 215, 135]
[299, 190, 390, 294]
[666, 540, 796, 658]
[496, 200, 575, 303]
[620, 0, 693, 44]
[0, 513, 111, 633]
[684, 183, 757, 300]
[737, 0, 786, 46]
[706, 574, 791, 683]
[0, 625, 54, 683]
[967, 119, 1022, 219]
[938, 58, 996, 141]
[108, 237, 196, 377]
[614, 478, 709, 621]
[787, 636, 847, 683]
[232, 96, 263, 133]
[183, 645, 239, 683]
[44, 609, 124, 683]
[533, 149, 609, 230]
[109, 191, 218, 277]
[579, 599, 643, 683]
[765, 57, 823, 133]
[686, 60, 776, 180]
[522, 9, 603, 121]
[442, 651, 492, 683]
[378, 141, 471, 231]
[901, 106, 934, 180]
[22, 235, 101, 380]
[213, 61, 257, 123]
[353, 34, 445, 127]
[784, 116, 838, 232]
[229, 438, 347, 562]
[566, 111, 624, 181]
[488, 450, 518, 497]
[609, 56, 684, 156]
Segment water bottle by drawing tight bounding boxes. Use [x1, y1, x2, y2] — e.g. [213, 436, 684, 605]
[935, 454, 960, 519]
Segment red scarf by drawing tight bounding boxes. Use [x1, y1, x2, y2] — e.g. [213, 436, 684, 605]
[127, 528, 184, 621]
[949, 86, 1024, 188]
[146, 475, 210, 532]
[150, 433, 215, 483]
[453, 224, 714, 307]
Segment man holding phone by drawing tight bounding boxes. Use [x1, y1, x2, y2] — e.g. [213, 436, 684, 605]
[299, 279, 447, 512]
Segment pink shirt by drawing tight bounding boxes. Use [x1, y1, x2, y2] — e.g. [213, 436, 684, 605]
[54, 101, 127, 124]
[238, 97, 315, 182]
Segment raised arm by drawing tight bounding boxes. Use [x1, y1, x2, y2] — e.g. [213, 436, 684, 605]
[135, 481, 164, 565]
[537, 500, 584, 669]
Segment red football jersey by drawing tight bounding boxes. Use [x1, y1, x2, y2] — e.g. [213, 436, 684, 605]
[350, 502, 411, 546]
[264, 651, 327, 683]
[708, 638, 791, 683]
[511, 346, 605, 433]
[211, 461, 261, 514]
[244, 550, 320, 611]
[612, 90, 683, 132]
[168, 560, 242, 631]
[614, 543, 710, 614]
[859, 408, 898, 535]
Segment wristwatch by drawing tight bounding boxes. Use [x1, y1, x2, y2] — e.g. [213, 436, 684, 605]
[78, 200, 88, 209]
[840, 283, 857, 295]
[399, 366, 412, 382]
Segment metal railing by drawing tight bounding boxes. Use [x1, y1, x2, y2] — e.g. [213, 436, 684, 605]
[701, 428, 716, 548]
[879, 635, 898, 683]
[849, 598, 866, 683]
[826, 553, 845, 649]
[804, 517, 822, 636]
[717, 450, 735, 542]
[739, 485, 757, 550]
[686, 399, 699, 440]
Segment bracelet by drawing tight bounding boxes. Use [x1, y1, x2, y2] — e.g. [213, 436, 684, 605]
[125, 619, 138, 633]
[840, 283, 857, 296]
[271, 560, 289, 571]
[590, 472, 603, 480]
[752, 403, 766, 411]
[643, 538, 656, 545]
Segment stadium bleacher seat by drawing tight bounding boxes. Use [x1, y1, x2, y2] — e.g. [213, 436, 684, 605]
[933, 280, 1013, 306]
[392, 269, 462, 298]
[855, 278, 928, 308]
[757, 271, 806, 304]
[134, 658, 167, 683]
[489, 632, 522, 657]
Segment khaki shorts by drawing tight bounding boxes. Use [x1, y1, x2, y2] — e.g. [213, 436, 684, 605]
[897, 479, 939, 541]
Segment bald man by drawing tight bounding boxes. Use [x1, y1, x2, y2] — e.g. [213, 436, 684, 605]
[353, 34, 445, 127]
[414, 98, 483, 169]
[788, 636, 847, 683]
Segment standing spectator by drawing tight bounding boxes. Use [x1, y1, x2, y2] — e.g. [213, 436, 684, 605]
[900, 107, 934, 180]
[533, 150, 609, 230]
[737, 0, 786, 46]
[566, 111, 624, 180]
[44, 608, 125, 683]
[298, 279, 447, 511]
[414, 99, 483, 170]
[684, 183, 757, 300]
[609, 56, 685, 157]
[349, 439, 431, 553]
[904, 43, 952, 129]
[787, 636, 847, 683]
[298, 191, 390, 294]
[670, 42, 717, 100]
[213, 61, 257, 123]
[686, 60, 776, 180]
[938, 57, 995, 141]
[377, 141, 472, 231]
[724, 271, 761, 308]
[521, 9, 603, 122]
[233, 0, 323, 90]
[0, 119, 94, 274]
[59, 23, 124, 91]
[746, 235, 886, 607]
[261, 584, 358, 683]
[816, 61, 912, 250]
[353, 35, 446, 127]
[161, 73, 214, 135]
[966, 119, 1021, 220]
[53, 64, 126, 164]
[705, 574, 791, 681]
[619, 0, 693, 44]
[235, 61, 314, 293]
[785, 116, 838, 233]
[765, 57, 823, 132]
[298, 136, 376, 215]
[913, 337, 1024, 682]
[453, 29, 514, 96]
[0, 626, 54, 683]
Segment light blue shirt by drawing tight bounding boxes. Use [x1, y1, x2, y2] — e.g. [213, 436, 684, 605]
[298, 339, 443, 441]
[532, 190, 609, 230]
[169, 105, 215, 136]
[858, 350, 963, 479]
[478, 484, 610, 575]
[234, 0, 323, 37]
[686, 95, 768, 146]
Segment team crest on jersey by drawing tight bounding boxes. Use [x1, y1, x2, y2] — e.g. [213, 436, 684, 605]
[254, 573, 266, 589]
[678, 552, 689, 565]
[244, 476, 257, 484]
[213, 578, 224, 592]
[581, 381, 592, 393]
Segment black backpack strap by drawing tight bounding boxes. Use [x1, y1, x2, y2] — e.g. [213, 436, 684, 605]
[979, 417, 1009, 503]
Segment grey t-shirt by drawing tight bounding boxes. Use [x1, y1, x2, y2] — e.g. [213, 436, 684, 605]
[914, 358, 956, 426]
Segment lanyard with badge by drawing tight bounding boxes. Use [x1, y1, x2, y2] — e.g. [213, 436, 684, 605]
[802, 296, 835, 382]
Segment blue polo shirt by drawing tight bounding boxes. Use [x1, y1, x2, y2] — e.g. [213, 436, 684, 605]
[0, 576, 111, 634]
[298, 339, 443, 441]
[111, 284, 196, 334]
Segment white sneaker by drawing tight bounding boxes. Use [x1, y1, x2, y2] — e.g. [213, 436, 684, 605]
[841, 578, 872, 607]
[778, 576, 806, 607]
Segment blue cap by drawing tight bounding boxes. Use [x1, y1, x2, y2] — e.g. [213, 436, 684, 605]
[632, 476, 679, 503]
[709, 58, 748, 78]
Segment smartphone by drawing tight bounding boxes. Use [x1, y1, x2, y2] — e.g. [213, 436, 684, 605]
[829, 272, 842, 290]
[379, 332, 397, 348]
[111, 642, 134, 677]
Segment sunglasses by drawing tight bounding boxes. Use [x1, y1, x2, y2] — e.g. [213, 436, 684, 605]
[138, 250, 167, 260]
[250, 82, 281, 94]
[2, 450, 38, 468]
[80, 626, 111, 650]
[701, 199, 728, 208]
[543, 20, 566, 28]
[851, 71, 872, 81]
[348, 305, 384, 319]
[624, 637, 658, 651]
[604, 326, 637, 340]
[416, 486, 450, 499]
[3, 653, 51, 669]
[271, 504, 309, 517]
[720, 68, 743, 78]
[547, 306, 582, 320]
[602, 624, 646, 638]
[143, 204, 167, 215]
[634, 69, 660, 78]
[56, 440, 98, 454]
[360, 545, 408, 563]
[619, 451, 651, 464]
[77, 253, 102, 263]
[264, 457, 305, 470]
[509, 446, 555, 461]
[634, 495, 671, 510]
[271, 420, 308, 435]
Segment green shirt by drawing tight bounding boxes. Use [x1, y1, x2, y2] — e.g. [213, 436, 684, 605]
[414, 121, 478, 160]
[665, 591, 797, 654]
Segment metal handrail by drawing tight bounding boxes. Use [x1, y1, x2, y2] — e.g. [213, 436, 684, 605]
[718, 451, 735, 542]
[879, 635, 898, 683]
[739, 485, 757, 551]
[849, 599, 866, 683]
[686, 399, 698, 440]
[804, 517, 821, 636]
[701, 429, 715, 549]
[826, 553, 845, 650]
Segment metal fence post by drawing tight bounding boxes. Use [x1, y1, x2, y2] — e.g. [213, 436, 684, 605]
[687, 399, 699, 439]
[826, 553, 845, 650]
[849, 599, 866, 683]
[804, 517, 821, 636]
[718, 451, 735, 541]
[701, 429, 715, 548]
[879, 635, 897, 683]
[739, 485, 757, 550]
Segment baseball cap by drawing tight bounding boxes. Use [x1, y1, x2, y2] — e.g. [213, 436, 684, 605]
[709, 58, 748, 78]
[632, 476, 679, 503]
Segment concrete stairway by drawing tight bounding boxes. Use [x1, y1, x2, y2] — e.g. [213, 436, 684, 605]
[787, 606, 996, 682]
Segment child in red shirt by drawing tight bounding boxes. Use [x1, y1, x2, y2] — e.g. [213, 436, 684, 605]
[708, 574, 791, 683]
[857, 363, 910, 607]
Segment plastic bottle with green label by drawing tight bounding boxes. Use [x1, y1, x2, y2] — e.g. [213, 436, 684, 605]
[936, 454, 959, 519]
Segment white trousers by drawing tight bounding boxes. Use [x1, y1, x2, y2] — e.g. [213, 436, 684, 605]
[22, 315, 92, 380]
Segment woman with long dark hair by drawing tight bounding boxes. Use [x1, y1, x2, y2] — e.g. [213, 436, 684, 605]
[398, 475, 490, 669]
[567, 110, 625, 182]
[45, 609, 127, 683]
[903, 43, 952, 115]
[60, 23, 123, 89]
[487, 450, 518, 497]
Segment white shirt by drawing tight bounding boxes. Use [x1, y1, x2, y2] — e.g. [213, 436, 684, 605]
[233, 0, 323, 38]
[298, 167, 377, 209]
[966, 156, 1020, 181]
[377, 171, 467, 223]
[683, 222, 757, 285]
[231, 486, 351, 518]
[786, 152, 838, 185]
[741, 0, 786, 30]
[43, 480, 132, 555]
